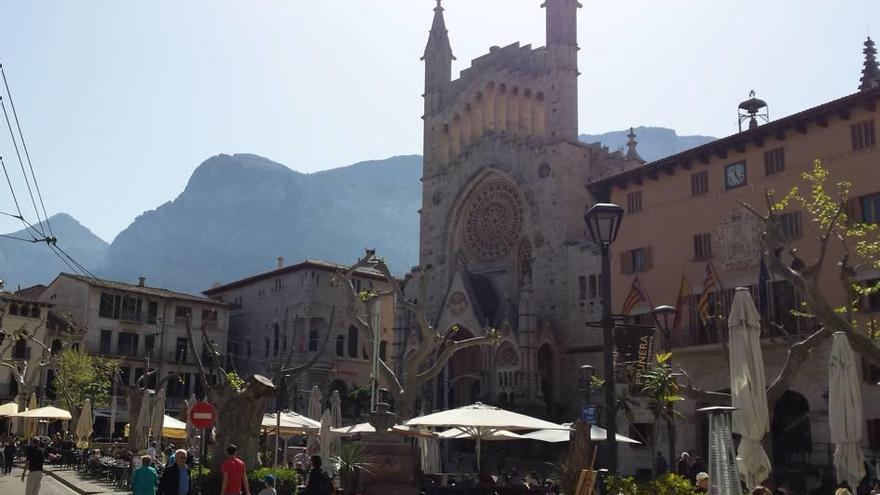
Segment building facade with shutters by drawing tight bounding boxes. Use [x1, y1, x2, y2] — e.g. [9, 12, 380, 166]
[202, 259, 395, 415]
[40, 273, 232, 428]
[589, 58, 880, 484]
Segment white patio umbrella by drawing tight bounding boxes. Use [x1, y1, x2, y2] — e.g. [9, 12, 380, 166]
[520, 423, 642, 444]
[14, 405, 72, 420]
[135, 389, 151, 451]
[406, 402, 566, 470]
[829, 332, 866, 489]
[728, 288, 771, 489]
[261, 411, 322, 434]
[75, 399, 93, 449]
[330, 422, 437, 438]
[318, 409, 332, 466]
[438, 427, 525, 440]
[151, 389, 166, 442]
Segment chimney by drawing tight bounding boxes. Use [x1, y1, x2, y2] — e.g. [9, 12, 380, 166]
[277, 257, 284, 270]
[138, 277, 146, 287]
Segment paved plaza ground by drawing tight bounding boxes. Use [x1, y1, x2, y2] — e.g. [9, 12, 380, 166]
[0, 468, 78, 495]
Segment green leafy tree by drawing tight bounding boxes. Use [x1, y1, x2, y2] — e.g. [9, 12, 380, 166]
[53, 348, 118, 412]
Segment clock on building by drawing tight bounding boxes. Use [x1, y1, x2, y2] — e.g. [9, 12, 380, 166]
[724, 161, 747, 189]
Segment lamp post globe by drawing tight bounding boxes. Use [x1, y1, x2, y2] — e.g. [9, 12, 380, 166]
[653, 305, 678, 345]
[584, 203, 625, 246]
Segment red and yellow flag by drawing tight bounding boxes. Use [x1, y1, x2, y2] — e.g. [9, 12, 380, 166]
[697, 260, 722, 322]
[620, 276, 650, 315]
[672, 273, 693, 331]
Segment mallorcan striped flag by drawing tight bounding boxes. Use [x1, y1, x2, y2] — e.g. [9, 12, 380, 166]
[672, 273, 693, 331]
[620, 276, 650, 315]
[697, 260, 722, 322]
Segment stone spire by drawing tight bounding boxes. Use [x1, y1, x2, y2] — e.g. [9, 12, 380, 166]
[625, 127, 642, 161]
[422, 0, 455, 95]
[860, 36, 880, 91]
[542, 0, 581, 143]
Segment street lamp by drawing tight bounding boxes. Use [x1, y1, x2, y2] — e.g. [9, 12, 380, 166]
[652, 304, 679, 471]
[652, 305, 678, 352]
[579, 364, 595, 411]
[584, 202, 624, 474]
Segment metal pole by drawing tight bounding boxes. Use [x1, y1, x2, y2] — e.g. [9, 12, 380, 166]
[600, 244, 618, 474]
[664, 337, 676, 473]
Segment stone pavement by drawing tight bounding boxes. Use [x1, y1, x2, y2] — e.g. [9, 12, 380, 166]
[42, 466, 129, 495]
[0, 467, 78, 495]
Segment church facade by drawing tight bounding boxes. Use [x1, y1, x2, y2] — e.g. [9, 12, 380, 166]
[410, 0, 639, 415]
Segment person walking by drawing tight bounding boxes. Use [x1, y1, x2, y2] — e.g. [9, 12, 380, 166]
[132, 455, 159, 495]
[157, 449, 192, 495]
[220, 444, 250, 495]
[304, 455, 333, 495]
[4, 439, 15, 475]
[20, 438, 45, 495]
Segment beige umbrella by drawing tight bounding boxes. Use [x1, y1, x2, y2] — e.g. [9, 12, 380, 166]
[14, 406, 73, 420]
[0, 402, 19, 417]
[728, 288, 771, 489]
[306, 386, 323, 455]
[134, 389, 151, 451]
[318, 409, 332, 466]
[75, 399, 93, 449]
[829, 332, 866, 489]
[261, 411, 321, 435]
[23, 392, 38, 439]
[406, 402, 566, 470]
[125, 415, 187, 440]
[151, 389, 166, 442]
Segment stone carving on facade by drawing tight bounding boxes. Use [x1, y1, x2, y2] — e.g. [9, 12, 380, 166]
[462, 179, 524, 261]
[496, 341, 519, 367]
[716, 206, 763, 271]
[518, 239, 534, 285]
[448, 291, 469, 316]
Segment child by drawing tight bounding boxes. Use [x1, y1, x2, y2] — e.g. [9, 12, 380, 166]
[257, 474, 277, 495]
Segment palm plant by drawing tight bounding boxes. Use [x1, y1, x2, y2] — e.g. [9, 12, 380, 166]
[638, 352, 684, 476]
[331, 442, 374, 492]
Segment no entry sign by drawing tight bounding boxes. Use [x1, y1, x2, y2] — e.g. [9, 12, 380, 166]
[190, 401, 216, 429]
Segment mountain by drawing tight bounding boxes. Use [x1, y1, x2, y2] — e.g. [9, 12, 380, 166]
[98, 153, 422, 293]
[580, 126, 716, 162]
[0, 213, 109, 289]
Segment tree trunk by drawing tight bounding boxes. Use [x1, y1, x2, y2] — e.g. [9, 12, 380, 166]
[126, 388, 147, 451]
[208, 375, 276, 473]
[563, 420, 591, 495]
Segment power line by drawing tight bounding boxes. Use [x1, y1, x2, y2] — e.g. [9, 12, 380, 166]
[0, 97, 44, 237]
[0, 66, 52, 238]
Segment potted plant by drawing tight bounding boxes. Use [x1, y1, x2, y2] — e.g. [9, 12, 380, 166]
[332, 442, 374, 493]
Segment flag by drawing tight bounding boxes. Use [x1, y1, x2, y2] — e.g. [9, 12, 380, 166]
[620, 276, 650, 315]
[697, 260, 722, 322]
[672, 273, 693, 331]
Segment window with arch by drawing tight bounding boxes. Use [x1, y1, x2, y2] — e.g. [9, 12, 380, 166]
[336, 335, 344, 357]
[347, 326, 358, 358]
[9, 303, 18, 316]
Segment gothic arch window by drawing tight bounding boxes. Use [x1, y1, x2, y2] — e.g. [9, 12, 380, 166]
[496, 341, 519, 367]
[460, 177, 524, 262]
[347, 326, 358, 358]
[771, 390, 812, 465]
[537, 344, 555, 407]
[30, 306, 40, 319]
[336, 335, 345, 357]
[9, 303, 18, 316]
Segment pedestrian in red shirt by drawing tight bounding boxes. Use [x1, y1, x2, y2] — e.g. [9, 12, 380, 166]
[220, 444, 250, 495]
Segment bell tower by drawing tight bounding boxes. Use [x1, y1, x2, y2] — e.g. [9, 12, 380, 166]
[542, 0, 581, 143]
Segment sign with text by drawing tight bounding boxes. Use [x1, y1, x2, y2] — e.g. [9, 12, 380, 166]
[613, 326, 657, 385]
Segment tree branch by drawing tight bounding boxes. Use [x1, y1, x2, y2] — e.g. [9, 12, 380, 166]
[280, 306, 336, 375]
[183, 316, 210, 393]
[416, 335, 496, 383]
[766, 327, 832, 405]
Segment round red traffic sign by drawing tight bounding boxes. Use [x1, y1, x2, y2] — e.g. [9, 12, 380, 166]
[189, 401, 216, 429]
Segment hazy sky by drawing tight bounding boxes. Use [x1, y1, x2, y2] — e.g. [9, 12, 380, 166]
[0, 0, 874, 242]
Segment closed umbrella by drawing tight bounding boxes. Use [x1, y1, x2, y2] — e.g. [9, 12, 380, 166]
[419, 436, 441, 474]
[134, 389, 151, 452]
[728, 288, 771, 489]
[406, 402, 566, 470]
[151, 390, 166, 443]
[329, 391, 342, 475]
[306, 386, 323, 456]
[24, 392, 38, 439]
[318, 409, 332, 466]
[75, 399, 93, 449]
[829, 332, 865, 489]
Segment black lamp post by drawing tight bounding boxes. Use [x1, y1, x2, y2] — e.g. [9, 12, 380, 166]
[584, 202, 624, 474]
[652, 304, 679, 472]
[579, 364, 595, 413]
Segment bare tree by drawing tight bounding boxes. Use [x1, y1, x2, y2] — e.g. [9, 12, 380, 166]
[337, 249, 502, 420]
[682, 160, 880, 410]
